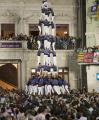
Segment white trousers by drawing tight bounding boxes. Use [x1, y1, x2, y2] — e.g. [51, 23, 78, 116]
[53, 56, 57, 66]
[53, 86, 61, 95]
[65, 85, 70, 94]
[52, 16, 54, 21]
[38, 86, 44, 95]
[38, 26, 41, 34]
[52, 42, 55, 51]
[49, 26, 52, 35]
[52, 28, 55, 36]
[47, 56, 50, 65]
[47, 85, 53, 95]
[38, 56, 40, 65]
[44, 55, 48, 65]
[37, 41, 41, 50]
[47, 41, 51, 49]
[44, 40, 48, 49]
[42, 24, 45, 35]
[45, 55, 50, 65]
[33, 85, 38, 95]
[60, 85, 65, 94]
[25, 85, 28, 93]
[45, 85, 48, 95]
[43, 26, 49, 35]
[29, 85, 33, 94]
[44, 41, 51, 49]
[45, 85, 53, 95]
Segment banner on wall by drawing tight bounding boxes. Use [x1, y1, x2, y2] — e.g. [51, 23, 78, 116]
[89, 3, 99, 20]
[84, 53, 94, 63]
[77, 52, 84, 63]
[77, 52, 97, 64]
[77, 50, 99, 64]
[91, 4, 97, 12]
[96, 5, 99, 19]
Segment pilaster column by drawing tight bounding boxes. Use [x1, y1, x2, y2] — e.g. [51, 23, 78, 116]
[0, 24, 1, 37]
[21, 60, 27, 89]
[17, 1, 25, 34]
[24, 22, 29, 36]
[15, 23, 18, 36]
[17, 62, 21, 89]
[69, 23, 74, 36]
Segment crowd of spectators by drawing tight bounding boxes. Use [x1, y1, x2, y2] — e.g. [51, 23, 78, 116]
[55, 35, 82, 50]
[27, 35, 82, 50]
[76, 46, 99, 53]
[0, 33, 82, 50]
[0, 86, 99, 120]
[0, 34, 28, 41]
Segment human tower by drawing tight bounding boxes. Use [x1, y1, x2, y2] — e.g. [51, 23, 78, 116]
[26, 0, 70, 95]
[37, 0, 57, 73]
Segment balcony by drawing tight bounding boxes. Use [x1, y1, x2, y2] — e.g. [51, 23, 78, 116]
[0, 37, 82, 50]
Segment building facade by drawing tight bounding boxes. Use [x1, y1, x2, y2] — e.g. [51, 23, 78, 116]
[85, 0, 99, 92]
[0, 0, 77, 37]
[0, 0, 79, 90]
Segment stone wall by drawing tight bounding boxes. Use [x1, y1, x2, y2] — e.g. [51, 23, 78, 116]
[85, 0, 99, 92]
[0, 0, 77, 36]
[86, 0, 99, 47]
[86, 65, 99, 92]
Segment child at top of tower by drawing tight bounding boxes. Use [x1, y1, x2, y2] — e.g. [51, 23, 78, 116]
[41, 0, 54, 16]
[42, 0, 48, 9]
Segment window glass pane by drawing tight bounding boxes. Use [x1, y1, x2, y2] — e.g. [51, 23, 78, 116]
[56, 24, 69, 37]
[1, 24, 15, 39]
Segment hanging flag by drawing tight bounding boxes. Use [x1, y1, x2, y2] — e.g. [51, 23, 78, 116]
[91, 5, 97, 12]
[96, 5, 99, 19]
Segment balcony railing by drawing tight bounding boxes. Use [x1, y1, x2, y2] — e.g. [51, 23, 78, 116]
[0, 38, 82, 50]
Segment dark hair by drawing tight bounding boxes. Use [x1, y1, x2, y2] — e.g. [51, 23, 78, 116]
[38, 106, 46, 113]
[45, 114, 51, 120]
[0, 117, 6, 120]
[1, 107, 5, 113]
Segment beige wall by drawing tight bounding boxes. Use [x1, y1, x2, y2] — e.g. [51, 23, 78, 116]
[86, 0, 99, 47]
[0, 0, 77, 36]
[86, 66, 99, 92]
[86, 0, 99, 92]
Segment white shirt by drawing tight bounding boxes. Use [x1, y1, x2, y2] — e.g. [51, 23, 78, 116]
[96, 117, 99, 120]
[79, 116, 87, 120]
[34, 113, 45, 120]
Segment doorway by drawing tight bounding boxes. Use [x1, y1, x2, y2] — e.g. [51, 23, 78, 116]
[0, 63, 18, 88]
[0, 60, 22, 90]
